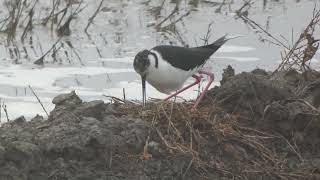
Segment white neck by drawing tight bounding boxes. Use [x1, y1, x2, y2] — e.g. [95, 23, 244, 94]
[147, 50, 161, 69]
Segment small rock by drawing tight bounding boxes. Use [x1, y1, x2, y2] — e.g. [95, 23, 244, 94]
[49, 91, 83, 120]
[52, 91, 82, 106]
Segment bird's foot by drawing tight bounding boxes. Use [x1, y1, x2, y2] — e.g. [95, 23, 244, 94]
[192, 71, 214, 109]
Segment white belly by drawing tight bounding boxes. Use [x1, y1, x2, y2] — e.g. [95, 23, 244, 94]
[146, 56, 198, 94]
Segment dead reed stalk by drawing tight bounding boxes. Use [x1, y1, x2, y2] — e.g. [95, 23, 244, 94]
[236, 2, 320, 72]
[28, 85, 49, 117]
[84, 0, 104, 33]
[2, 101, 9, 122]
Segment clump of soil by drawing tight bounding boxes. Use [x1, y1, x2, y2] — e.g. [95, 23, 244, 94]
[0, 67, 319, 180]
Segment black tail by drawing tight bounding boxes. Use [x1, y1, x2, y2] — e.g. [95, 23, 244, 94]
[199, 34, 242, 51]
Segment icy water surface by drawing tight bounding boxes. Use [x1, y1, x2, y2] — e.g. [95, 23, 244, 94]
[0, 0, 320, 121]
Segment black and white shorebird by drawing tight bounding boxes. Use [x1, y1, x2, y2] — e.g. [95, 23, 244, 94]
[133, 35, 235, 109]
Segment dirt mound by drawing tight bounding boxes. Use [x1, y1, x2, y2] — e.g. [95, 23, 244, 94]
[0, 67, 319, 180]
[207, 67, 320, 118]
[0, 92, 149, 180]
[206, 71, 292, 118]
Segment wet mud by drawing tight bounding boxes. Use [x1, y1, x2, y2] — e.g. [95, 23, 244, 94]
[0, 66, 319, 180]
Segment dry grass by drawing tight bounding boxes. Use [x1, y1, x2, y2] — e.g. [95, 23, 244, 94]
[110, 100, 318, 179]
[276, 7, 320, 72]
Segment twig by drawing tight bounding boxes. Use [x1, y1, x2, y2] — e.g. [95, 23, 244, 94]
[102, 95, 137, 105]
[200, 22, 214, 45]
[182, 156, 194, 178]
[122, 88, 126, 102]
[84, 0, 104, 33]
[155, 3, 179, 28]
[142, 136, 151, 160]
[236, 12, 289, 49]
[64, 40, 84, 65]
[294, 99, 320, 113]
[21, 1, 37, 42]
[34, 36, 62, 65]
[56, 3, 71, 27]
[28, 85, 49, 117]
[0, 16, 10, 29]
[2, 101, 9, 122]
[3, 0, 25, 40]
[42, 0, 60, 25]
[155, 127, 179, 151]
[278, 133, 304, 162]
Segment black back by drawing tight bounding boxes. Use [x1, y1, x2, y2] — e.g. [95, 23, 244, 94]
[152, 35, 228, 71]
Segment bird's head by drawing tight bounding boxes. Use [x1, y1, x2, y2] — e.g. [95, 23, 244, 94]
[133, 50, 151, 106]
[133, 50, 151, 76]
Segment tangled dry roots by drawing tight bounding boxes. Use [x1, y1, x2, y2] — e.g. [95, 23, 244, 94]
[113, 100, 319, 180]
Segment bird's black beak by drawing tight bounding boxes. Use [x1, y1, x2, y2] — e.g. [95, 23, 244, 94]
[141, 74, 146, 106]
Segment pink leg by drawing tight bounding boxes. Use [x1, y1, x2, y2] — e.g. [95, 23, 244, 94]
[192, 70, 214, 109]
[164, 74, 202, 101]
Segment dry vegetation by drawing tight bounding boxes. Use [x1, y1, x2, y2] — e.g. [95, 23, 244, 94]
[235, 1, 320, 72]
[109, 99, 318, 180]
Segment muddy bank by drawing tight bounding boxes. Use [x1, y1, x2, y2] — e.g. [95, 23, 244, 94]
[0, 67, 319, 180]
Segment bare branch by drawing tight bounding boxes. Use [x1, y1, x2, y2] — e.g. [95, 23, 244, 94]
[84, 0, 104, 33]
